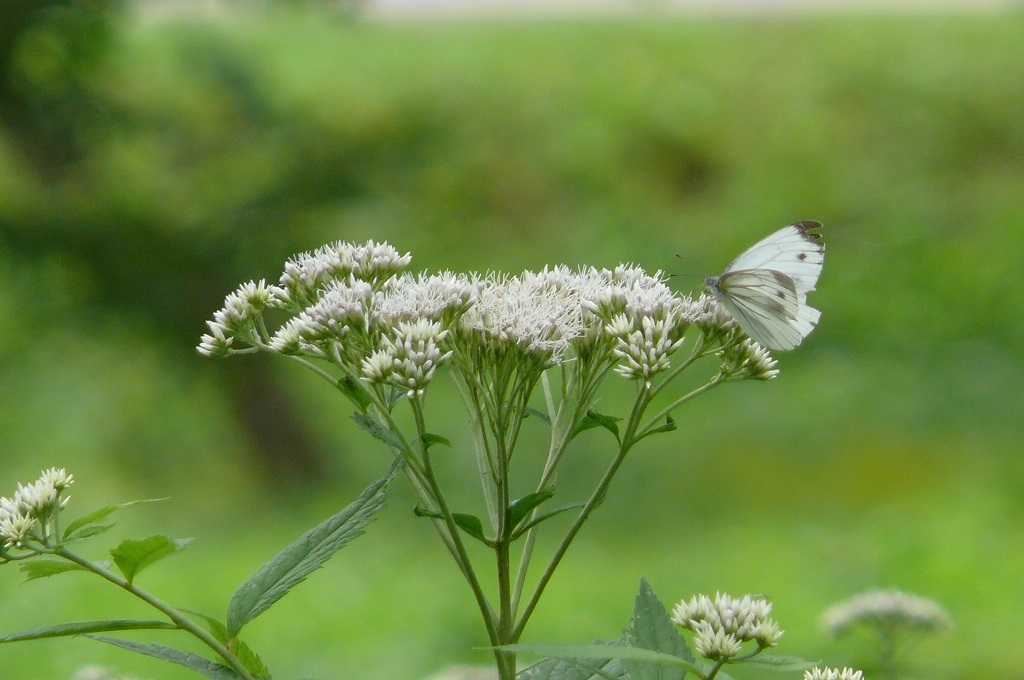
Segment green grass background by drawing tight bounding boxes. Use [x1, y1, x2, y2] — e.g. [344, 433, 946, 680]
[1, 7, 1022, 680]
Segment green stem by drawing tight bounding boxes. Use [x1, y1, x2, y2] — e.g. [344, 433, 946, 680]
[409, 399, 501, 651]
[53, 547, 257, 680]
[512, 386, 653, 641]
[635, 373, 724, 441]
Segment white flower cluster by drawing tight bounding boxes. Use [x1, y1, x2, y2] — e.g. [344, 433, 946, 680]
[821, 589, 954, 639]
[671, 592, 783, 660]
[804, 667, 865, 680]
[363, 319, 453, 398]
[199, 240, 772, 396]
[718, 338, 780, 381]
[0, 468, 73, 551]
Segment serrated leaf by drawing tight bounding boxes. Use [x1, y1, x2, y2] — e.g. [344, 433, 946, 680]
[624, 579, 692, 680]
[519, 653, 625, 680]
[421, 433, 451, 450]
[502, 644, 700, 675]
[110, 536, 193, 585]
[0, 620, 175, 644]
[87, 636, 240, 680]
[226, 460, 399, 638]
[352, 413, 405, 451]
[231, 637, 271, 678]
[62, 498, 167, 542]
[504, 489, 556, 538]
[572, 411, 621, 441]
[742, 654, 818, 671]
[336, 375, 373, 410]
[183, 610, 231, 645]
[181, 612, 272, 679]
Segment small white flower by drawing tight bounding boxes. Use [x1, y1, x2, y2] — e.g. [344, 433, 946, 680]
[365, 319, 452, 397]
[279, 240, 411, 306]
[236, 279, 285, 311]
[822, 589, 954, 639]
[672, 592, 782, 656]
[14, 479, 60, 515]
[692, 620, 743, 660]
[38, 467, 74, 491]
[373, 271, 480, 326]
[0, 506, 35, 549]
[611, 315, 686, 384]
[197, 320, 233, 358]
[804, 667, 865, 680]
[717, 337, 779, 381]
[459, 270, 587, 362]
[273, 280, 372, 352]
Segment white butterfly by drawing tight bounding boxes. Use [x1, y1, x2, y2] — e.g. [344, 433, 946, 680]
[705, 221, 824, 351]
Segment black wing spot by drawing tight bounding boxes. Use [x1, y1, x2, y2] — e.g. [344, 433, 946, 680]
[797, 252, 807, 261]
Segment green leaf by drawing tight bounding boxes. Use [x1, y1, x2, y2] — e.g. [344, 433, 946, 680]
[519, 646, 626, 680]
[336, 375, 373, 410]
[226, 460, 399, 638]
[452, 513, 487, 543]
[413, 507, 491, 545]
[232, 637, 271, 679]
[421, 433, 451, 450]
[573, 410, 622, 441]
[110, 535, 193, 585]
[509, 501, 586, 541]
[504, 489, 556, 538]
[62, 498, 167, 542]
[0, 620, 175, 644]
[20, 559, 98, 581]
[742, 654, 819, 671]
[183, 610, 231, 645]
[639, 414, 677, 441]
[182, 612, 272, 679]
[501, 644, 701, 675]
[624, 579, 693, 680]
[87, 636, 240, 680]
[353, 413, 405, 451]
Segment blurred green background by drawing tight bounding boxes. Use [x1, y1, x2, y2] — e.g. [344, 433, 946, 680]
[1, 3, 1022, 679]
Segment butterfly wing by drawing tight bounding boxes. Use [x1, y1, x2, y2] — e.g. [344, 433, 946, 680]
[711, 269, 811, 351]
[725, 221, 824, 295]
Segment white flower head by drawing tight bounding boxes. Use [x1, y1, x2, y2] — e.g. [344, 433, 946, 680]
[373, 271, 481, 327]
[804, 667, 865, 680]
[0, 508, 35, 549]
[363, 318, 452, 398]
[693, 619, 743, 660]
[822, 589, 954, 639]
[279, 240, 411, 306]
[196, 280, 284, 357]
[271, 279, 373, 354]
[583, 265, 681, 322]
[0, 468, 72, 550]
[38, 467, 74, 491]
[611, 314, 686, 385]
[459, 269, 588, 363]
[672, 592, 782, 656]
[14, 478, 60, 515]
[719, 338, 779, 381]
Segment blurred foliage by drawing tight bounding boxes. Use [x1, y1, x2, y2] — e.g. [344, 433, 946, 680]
[1, 5, 1023, 680]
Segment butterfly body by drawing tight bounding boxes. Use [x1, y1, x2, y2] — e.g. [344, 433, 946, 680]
[706, 221, 824, 351]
